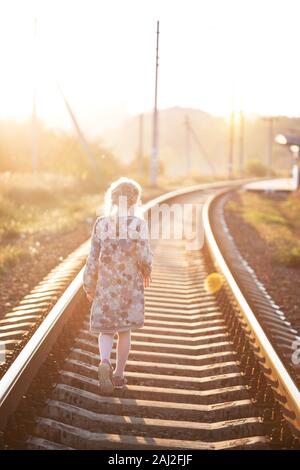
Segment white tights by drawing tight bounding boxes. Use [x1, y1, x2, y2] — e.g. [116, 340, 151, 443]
[98, 330, 131, 377]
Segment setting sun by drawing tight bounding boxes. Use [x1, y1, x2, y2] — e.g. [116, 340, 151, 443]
[1, 0, 300, 136]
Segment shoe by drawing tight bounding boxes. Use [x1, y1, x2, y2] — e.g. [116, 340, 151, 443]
[112, 375, 128, 389]
[98, 360, 114, 394]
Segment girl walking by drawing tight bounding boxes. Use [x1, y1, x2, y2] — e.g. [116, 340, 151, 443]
[83, 177, 153, 393]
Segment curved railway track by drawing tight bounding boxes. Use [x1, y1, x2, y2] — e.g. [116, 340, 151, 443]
[0, 181, 300, 450]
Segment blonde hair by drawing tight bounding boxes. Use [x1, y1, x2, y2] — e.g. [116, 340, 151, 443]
[104, 177, 142, 216]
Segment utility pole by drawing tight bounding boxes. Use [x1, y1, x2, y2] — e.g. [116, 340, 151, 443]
[228, 112, 235, 179]
[150, 20, 160, 187]
[228, 85, 235, 179]
[268, 117, 274, 176]
[31, 17, 38, 174]
[239, 109, 244, 177]
[138, 113, 144, 177]
[263, 116, 278, 176]
[185, 115, 191, 178]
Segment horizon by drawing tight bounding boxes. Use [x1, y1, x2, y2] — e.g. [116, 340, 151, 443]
[1, 105, 300, 139]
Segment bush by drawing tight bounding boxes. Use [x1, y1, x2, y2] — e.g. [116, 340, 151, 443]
[127, 155, 165, 181]
[275, 244, 300, 267]
[246, 159, 268, 177]
[0, 120, 122, 182]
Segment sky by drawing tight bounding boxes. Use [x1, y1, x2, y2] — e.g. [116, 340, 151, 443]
[0, 0, 300, 136]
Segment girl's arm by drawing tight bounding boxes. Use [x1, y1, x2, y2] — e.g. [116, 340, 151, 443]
[83, 217, 101, 299]
[136, 219, 153, 280]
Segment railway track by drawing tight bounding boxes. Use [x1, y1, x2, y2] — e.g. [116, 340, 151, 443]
[0, 181, 300, 450]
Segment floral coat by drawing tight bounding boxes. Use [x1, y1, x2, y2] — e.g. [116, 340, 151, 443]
[83, 214, 153, 334]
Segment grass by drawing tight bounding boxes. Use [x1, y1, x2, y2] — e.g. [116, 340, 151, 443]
[226, 190, 300, 267]
[0, 244, 31, 274]
[0, 172, 102, 273]
[0, 172, 175, 273]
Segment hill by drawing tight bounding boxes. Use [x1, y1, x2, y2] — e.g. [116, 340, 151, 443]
[102, 107, 300, 178]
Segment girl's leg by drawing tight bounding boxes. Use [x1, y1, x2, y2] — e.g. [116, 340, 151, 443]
[98, 333, 114, 364]
[98, 333, 114, 394]
[114, 330, 131, 377]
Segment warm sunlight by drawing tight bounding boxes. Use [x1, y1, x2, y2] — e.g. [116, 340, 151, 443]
[2, 3, 300, 457]
[1, 0, 300, 135]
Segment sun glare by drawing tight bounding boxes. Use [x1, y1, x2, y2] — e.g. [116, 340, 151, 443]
[0, 0, 300, 132]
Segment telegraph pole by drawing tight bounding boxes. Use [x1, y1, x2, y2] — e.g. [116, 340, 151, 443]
[150, 20, 160, 187]
[31, 17, 38, 174]
[239, 109, 244, 176]
[228, 84, 235, 179]
[138, 113, 144, 177]
[263, 116, 278, 176]
[268, 117, 274, 176]
[185, 115, 191, 177]
[228, 113, 234, 179]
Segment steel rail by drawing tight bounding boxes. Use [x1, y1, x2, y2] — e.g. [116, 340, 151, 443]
[0, 178, 260, 433]
[0, 271, 83, 430]
[203, 189, 300, 434]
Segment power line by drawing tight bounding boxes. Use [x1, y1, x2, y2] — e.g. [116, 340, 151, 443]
[57, 83, 98, 172]
[186, 119, 216, 178]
